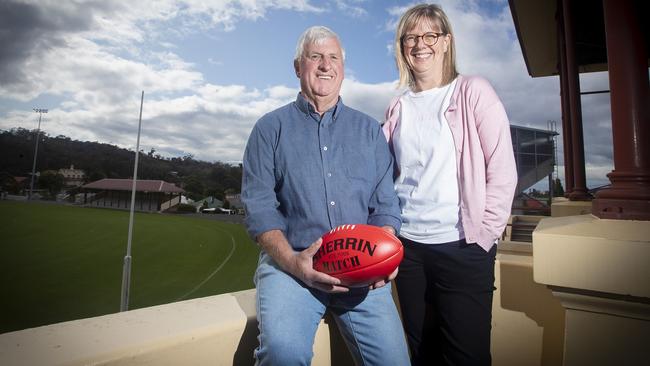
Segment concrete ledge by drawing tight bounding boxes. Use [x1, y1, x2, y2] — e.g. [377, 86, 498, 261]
[551, 291, 650, 321]
[499, 240, 533, 254]
[1, 247, 566, 366]
[561, 297, 650, 366]
[492, 247, 565, 366]
[550, 200, 592, 217]
[0, 291, 254, 365]
[533, 214, 650, 297]
[0, 290, 350, 366]
[533, 214, 650, 365]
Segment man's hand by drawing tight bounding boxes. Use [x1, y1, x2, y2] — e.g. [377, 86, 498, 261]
[286, 238, 349, 293]
[257, 230, 349, 293]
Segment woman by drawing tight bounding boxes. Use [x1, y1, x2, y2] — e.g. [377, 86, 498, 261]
[383, 4, 517, 365]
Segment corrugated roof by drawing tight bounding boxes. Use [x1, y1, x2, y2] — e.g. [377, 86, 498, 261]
[82, 179, 184, 193]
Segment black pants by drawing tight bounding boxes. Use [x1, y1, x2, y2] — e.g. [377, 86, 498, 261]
[395, 238, 497, 366]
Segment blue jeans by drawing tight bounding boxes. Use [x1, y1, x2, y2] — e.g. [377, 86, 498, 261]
[254, 252, 410, 366]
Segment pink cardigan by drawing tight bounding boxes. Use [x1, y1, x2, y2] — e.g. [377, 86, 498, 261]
[383, 75, 517, 251]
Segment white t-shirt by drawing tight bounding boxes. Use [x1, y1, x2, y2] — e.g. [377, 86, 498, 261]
[393, 79, 464, 244]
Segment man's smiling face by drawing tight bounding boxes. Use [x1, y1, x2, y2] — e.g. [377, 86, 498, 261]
[295, 37, 344, 112]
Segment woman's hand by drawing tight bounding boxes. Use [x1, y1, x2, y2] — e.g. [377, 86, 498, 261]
[381, 225, 396, 236]
[367, 225, 399, 290]
[369, 267, 399, 290]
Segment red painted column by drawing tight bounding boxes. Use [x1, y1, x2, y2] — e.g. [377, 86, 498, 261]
[561, 0, 590, 200]
[592, 0, 650, 220]
[557, 1, 574, 196]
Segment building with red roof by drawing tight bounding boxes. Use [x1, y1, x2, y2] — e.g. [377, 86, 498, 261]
[81, 178, 184, 212]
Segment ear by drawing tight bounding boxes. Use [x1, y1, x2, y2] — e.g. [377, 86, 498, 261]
[294, 60, 300, 78]
[443, 34, 451, 53]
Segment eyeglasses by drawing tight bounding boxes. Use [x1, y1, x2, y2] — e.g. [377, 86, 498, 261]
[401, 32, 446, 47]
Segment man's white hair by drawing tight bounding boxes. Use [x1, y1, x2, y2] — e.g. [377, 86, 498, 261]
[294, 26, 346, 62]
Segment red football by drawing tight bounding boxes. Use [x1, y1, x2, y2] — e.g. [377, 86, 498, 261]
[312, 224, 404, 287]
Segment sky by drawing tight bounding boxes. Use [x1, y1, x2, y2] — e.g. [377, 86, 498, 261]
[0, 0, 614, 189]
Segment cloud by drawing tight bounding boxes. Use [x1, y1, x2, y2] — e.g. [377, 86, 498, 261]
[0, 0, 325, 162]
[380, 1, 614, 189]
[333, 0, 369, 17]
[0, 0, 325, 98]
[2, 2, 367, 129]
[0, 0, 98, 93]
[6, 82, 298, 162]
[341, 79, 400, 121]
[0, 0, 617, 190]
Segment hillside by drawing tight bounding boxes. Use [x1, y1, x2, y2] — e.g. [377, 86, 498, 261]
[0, 128, 241, 200]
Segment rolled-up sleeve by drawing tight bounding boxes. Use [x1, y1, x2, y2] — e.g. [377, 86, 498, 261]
[367, 126, 402, 234]
[241, 120, 287, 240]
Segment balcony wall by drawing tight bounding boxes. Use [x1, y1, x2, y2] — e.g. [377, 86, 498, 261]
[0, 243, 564, 366]
[492, 241, 565, 366]
[533, 213, 650, 365]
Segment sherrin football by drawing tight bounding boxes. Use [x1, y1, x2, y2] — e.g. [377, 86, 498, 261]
[313, 224, 404, 287]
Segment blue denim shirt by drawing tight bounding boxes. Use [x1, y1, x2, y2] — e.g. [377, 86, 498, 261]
[242, 93, 401, 250]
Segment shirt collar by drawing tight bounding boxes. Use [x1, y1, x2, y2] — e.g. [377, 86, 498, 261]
[295, 93, 343, 121]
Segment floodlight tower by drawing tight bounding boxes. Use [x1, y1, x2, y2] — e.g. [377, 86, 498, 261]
[121, 91, 144, 312]
[29, 108, 48, 199]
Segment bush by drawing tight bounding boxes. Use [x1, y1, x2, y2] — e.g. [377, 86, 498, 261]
[174, 203, 197, 213]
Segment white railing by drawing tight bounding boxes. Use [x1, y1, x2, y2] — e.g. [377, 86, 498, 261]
[160, 195, 181, 212]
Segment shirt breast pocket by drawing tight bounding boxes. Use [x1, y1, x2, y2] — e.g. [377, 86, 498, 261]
[342, 147, 374, 184]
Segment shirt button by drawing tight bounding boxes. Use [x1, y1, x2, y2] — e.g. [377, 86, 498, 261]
[330, 201, 335, 206]
[327, 172, 332, 177]
[323, 146, 328, 151]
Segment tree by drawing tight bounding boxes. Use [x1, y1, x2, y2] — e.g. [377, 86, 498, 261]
[0, 172, 21, 194]
[205, 186, 224, 200]
[38, 170, 65, 197]
[183, 176, 204, 201]
[86, 170, 106, 183]
[553, 178, 565, 197]
[0, 130, 244, 195]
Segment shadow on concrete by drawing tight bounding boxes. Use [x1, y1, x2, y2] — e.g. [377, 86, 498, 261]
[499, 261, 566, 365]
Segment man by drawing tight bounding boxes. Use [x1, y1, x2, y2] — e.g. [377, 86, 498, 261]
[242, 26, 410, 365]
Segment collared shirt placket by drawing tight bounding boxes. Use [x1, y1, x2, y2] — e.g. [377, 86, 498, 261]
[317, 111, 338, 228]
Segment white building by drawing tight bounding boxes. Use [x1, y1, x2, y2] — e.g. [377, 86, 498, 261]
[58, 165, 85, 187]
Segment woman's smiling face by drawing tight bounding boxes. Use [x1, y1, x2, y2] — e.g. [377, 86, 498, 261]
[403, 20, 450, 81]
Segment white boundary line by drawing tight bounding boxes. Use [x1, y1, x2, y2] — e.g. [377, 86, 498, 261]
[175, 226, 237, 301]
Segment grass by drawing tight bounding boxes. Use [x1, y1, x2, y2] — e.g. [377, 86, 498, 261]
[0, 200, 259, 333]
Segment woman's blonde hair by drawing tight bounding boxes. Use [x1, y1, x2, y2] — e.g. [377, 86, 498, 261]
[394, 4, 458, 88]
